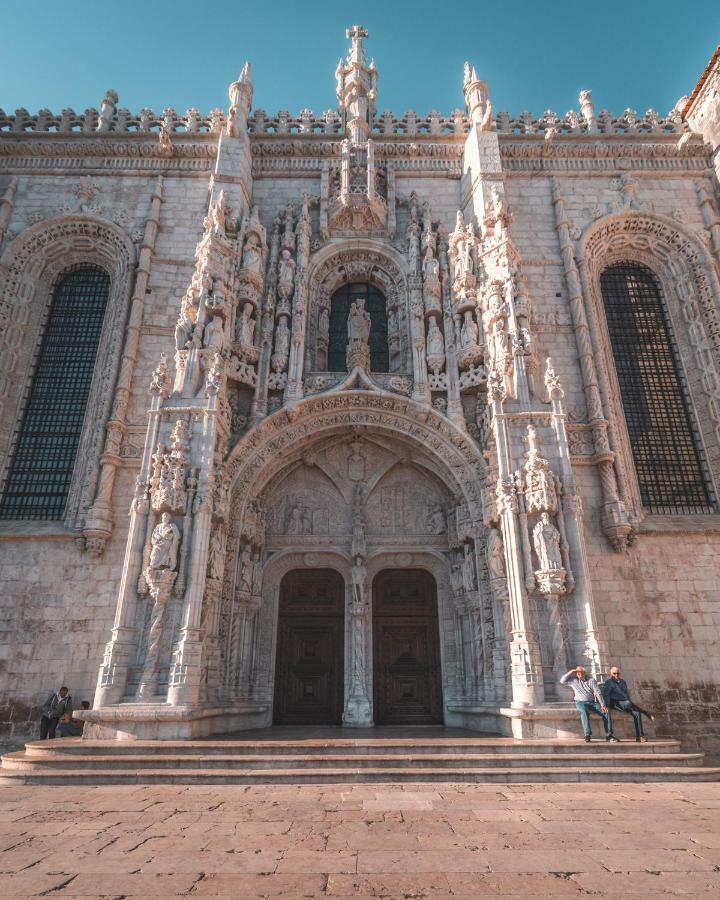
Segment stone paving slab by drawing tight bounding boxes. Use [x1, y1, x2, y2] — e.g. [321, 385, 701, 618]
[1, 783, 720, 896]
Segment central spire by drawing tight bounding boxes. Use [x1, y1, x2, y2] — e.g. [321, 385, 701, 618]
[335, 24, 378, 144]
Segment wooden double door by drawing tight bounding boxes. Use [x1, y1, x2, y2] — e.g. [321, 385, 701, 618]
[372, 569, 443, 725]
[273, 569, 345, 725]
[273, 567, 443, 726]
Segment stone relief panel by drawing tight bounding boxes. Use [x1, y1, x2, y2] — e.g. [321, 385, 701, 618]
[265, 464, 350, 538]
[365, 463, 449, 536]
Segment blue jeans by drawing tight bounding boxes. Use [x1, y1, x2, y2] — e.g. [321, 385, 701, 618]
[575, 700, 613, 736]
[611, 700, 644, 739]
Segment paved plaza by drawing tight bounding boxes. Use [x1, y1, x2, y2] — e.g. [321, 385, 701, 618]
[1, 782, 720, 897]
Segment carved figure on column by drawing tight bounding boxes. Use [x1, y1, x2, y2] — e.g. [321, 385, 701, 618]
[460, 311, 479, 352]
[523, 425, 559, 514]
[277, 249, 296, 302]
[207, 527, 226, 582]
[238, 544, 254, 594]
[175, 314, 193, 351]
[426, 317, 445, 375]
[272, 317, 290, 372]
[462, 544, 477, 592]
[203, 315, 224, 352]
[241, 233, 263, 277]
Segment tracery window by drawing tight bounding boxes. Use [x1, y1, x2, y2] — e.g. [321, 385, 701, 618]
[328, 282, 389, 372]
[0, 266, 110, 520]
[599, 262, 713, 515]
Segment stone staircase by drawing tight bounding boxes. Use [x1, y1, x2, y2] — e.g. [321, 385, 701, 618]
[2, 730, 718, 784]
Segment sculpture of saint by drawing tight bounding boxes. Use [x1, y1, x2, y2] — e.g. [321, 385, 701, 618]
[533, 513, 563, 571]
[274, 318, 290, 357]
[426, 318, 444, 357]
[203, 315, 224, 351]
[207, 528, 225, 581]
[251, 550, 263, 597]
[238, 544, 253, 593]
[286, 505, 304, 534]
[149, 513, 180, 571]
[347, 298, 371, 342]
[277, 249, 296, 300]
[486, 527, 505, 580]
[174, 315, 193, 351]
[462, 544, 477, 592]
[241, 233, 262, 275]
[460, 311, 479, 351]
[423, 246, 439, 279]
[318, 306, 330, 338]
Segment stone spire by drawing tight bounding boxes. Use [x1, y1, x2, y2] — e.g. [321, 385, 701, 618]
[335, 24, 378, 144]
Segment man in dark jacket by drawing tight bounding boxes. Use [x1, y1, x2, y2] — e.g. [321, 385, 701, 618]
[602, 667, 652, 742]
[40, 687, 72, 739]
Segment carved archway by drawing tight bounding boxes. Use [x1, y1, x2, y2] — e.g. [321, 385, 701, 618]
[579, 211, 720, 518]
[305, 240, 410, 375]
[0, 215, 135, 526]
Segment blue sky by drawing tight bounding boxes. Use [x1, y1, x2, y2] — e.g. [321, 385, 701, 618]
[1, 1, 718, 118]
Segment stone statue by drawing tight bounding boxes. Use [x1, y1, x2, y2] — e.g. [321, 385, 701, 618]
[251, 550, 262, 596]
[238, 305, 255, 347]
[203, 315, 224, 351]
[277, 249, 296, 301]
[450, 555, 464, 595]
[532, 512, 563, 571]
[241, 234, 262, 275]
[346, 297, 372, 370]
[462, 544, 477, 592]
[351, 555, 367, 611]
[149, 513, 180, 571]
[286, 505, 304, 534]
[347, 297, 371, 342]
[318, 306, 330, 338]
[351, 509, 367, 559]
[426, 318, 444, 357]
[423, 246, 439, 279]
[174, 315, 193, 351]
[207, 527, 225, 581]
[274, 317, 290, 358]
[487, 527, 505, 580]
[460, 311, 479, 351]
[489, 319, 507, 369]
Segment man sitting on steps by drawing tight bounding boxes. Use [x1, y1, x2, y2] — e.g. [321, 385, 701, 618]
[560, 666, 618, 743]
[602, 665, 655, 742]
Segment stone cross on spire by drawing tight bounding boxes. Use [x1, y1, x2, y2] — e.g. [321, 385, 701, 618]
[336, 24, 378, 144]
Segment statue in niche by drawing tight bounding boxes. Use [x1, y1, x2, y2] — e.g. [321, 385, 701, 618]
[274, 317, 290, 358]
[203, 315, 224, 352]
[460, 311, 479, 351]
[351, 508, 367, 559]
[462, 544, 477, 592]
[351, 556, 367, 612]
[347, 297, 371, 342]
[532, 513, 563, 571]
[450, 554, 464, 596]
[207, 527, 226, 581]
[425, 504, 446, 534]
[318, 306, 330, 339]
[426, 318, 444, 357]
[487, 527, 505, 580]
[174, 315, 193, 351]
[191, 322, 204, 349]
[423, 246, 439, 279]
[302, 509, 312, 534]
[286, 505, 304, 534]
[489, 319, 508, 370]
[238, 544, 253, 593]
[241, 233, 262, 275]
[347, 440, 365, 482]
[277, 249, 296, 301]
[149, 513, 180, 572]
[346, 297, 372, 370]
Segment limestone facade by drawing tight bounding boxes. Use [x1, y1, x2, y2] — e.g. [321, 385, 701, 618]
[1, 30, 720, 748]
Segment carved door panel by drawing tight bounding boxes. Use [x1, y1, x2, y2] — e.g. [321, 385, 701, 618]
[373, 569, 443, 725]
[273, 569, 345, 725]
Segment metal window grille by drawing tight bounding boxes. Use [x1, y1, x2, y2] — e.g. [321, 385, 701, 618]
[600, 263, 713, 515]
[327, 282, 389, 372]
[0, 267, 110, 520]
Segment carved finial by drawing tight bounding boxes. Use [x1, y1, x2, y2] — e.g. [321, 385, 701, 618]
[228, 62, 254, 136]
[545, 357, 565, 401]
[149, 353, 169, 397]
[579, 90, 597, 132]
[337, 25, 377, 143]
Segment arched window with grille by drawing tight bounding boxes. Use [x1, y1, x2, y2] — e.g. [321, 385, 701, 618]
[327, 282, 389, 372]
[0, 266, 111, 520]
[599, 262, 713, 514]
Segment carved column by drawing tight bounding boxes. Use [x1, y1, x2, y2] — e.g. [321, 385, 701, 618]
[285, 195, 312, 402]
[490, 376, 544, 707]
[545, 360, 606, 678]
[696, 179, 720, 263]
[83, 176, 164, 554]
[93, 358, 169, 708]
[550, 178, 632, 550]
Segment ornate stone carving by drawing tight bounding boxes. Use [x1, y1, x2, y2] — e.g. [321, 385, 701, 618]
[522, 425, 559, 515]
[346, 296, 372, 370]
[150, 420, 191, 513]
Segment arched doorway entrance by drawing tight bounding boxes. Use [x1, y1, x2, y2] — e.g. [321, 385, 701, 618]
[372, 569, 443, 725]
[273, 568, 345, 725]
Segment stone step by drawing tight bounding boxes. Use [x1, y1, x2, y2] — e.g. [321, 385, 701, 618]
[1, 764, 718, 785]
[19, 737, 684, 757]
[1, 750, 703, 771]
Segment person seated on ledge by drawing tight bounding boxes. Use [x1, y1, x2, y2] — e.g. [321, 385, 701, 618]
[560, 666, 618, 743]
[602, 666, 655, 743]
[57, 701, 90, 738]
